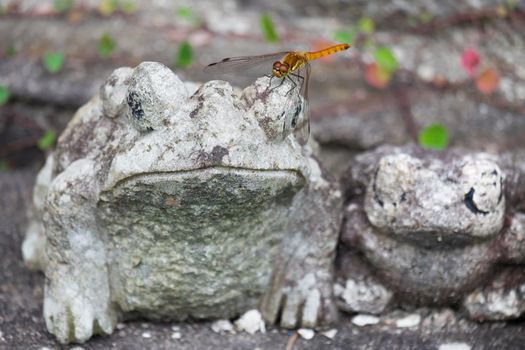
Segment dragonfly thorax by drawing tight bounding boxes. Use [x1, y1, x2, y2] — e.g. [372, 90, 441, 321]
[272, 52, 307, 78]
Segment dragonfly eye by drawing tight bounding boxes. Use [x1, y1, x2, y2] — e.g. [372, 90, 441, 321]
[280, 64, 289, 74]
[272, 62, 283, 77]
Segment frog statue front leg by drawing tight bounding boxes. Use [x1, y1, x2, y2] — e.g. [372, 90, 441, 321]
[260, 156, 342, 329]
[34, 67, 135, 344]
[43, 158, 117, 343]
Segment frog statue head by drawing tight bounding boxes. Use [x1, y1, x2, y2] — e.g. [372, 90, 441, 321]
[22, 62, 342, 344]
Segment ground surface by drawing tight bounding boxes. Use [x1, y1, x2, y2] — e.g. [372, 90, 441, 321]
[2, 169, 525, 350]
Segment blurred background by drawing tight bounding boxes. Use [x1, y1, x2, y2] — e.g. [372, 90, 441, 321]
[2, 1, 525, 348]
[1, 0, 524, 173]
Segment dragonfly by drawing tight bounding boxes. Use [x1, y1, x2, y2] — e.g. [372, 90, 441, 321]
[205, 43, 351, 144]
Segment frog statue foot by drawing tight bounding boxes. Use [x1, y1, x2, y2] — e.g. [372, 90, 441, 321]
[22, 62, 342, 343]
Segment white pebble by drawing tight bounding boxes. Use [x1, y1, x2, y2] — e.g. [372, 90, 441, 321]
[70, 347, 85, 350]
[116, 323, 126, 330]
[395, 314, 421, 328]
[320, 329, 338, 339]
[297, 328, 315, 340]
[417, 65, 435, 81]
[352, 314, 380, 326]
[171, 331, 182, 340]
[235, 309, 266, 334]
[211, 319, 235, 334]
[141, 331, 152, 338]
[439, 343, 472, 350]
[171, 325, 180, 332]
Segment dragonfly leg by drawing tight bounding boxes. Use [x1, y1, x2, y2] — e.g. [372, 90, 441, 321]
[268, 76, 286, 93]
[290, 73, 305, 91]
[285, 75, 297, 96]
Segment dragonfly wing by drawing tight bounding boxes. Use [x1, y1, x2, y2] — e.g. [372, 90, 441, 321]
[298, 62, 311, 144]
[204, 52, 289, 75]
[294, 97, 310, 145]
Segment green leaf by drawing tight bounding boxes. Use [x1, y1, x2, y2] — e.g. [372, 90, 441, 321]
[0, 85, 9, 106]
[418, 123, 448, 150]
[176, 6, 192, 18]
[43, 51, 65, 74]
[37, 130, 57, 151]
[373, 46, 398, 73]
[333, 29, 355, 44]
[0, 160, 9, 172]
[98, 33, 116, 59]
[175, 6, 201, 26]
[174, 41, 193, 68]
[53, 0, 74, 12]
[260, 13, 279, 43]
[358, 17, 374, 34]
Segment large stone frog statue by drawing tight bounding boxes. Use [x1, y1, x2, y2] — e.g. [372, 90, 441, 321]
[337, 145, 525, 320]
[22, 62, 342, 343]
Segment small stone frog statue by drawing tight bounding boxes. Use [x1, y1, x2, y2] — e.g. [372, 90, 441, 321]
[22, 62, 342, 343]
[336, 145, 525, 320]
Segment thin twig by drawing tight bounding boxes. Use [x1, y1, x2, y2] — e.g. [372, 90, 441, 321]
[286, 331, 299, 350]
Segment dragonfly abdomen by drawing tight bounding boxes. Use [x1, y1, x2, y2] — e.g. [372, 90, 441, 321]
[305, 43, 350, 61]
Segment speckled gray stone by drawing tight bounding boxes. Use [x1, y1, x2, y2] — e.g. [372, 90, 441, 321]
[100, 67, 134, 119]
[22, 62, 342, 344]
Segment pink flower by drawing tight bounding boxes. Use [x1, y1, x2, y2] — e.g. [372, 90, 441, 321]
[461, 48, 480, 76]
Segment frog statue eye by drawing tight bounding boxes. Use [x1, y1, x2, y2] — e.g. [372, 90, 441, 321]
[247, 72, 308, 144]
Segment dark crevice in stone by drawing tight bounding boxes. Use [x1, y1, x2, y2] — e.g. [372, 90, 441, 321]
[372, 167, 384, 207]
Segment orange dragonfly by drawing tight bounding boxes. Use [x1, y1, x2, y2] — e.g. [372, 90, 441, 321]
[205, 43, 351, 144]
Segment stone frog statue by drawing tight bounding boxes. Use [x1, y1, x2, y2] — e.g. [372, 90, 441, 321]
[336, 145, 525, 320]
[22, 62, 342, 344]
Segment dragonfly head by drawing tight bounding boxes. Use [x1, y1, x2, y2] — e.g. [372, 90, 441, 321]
[272, 61, 289, 78]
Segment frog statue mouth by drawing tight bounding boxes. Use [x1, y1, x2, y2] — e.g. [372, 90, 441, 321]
[100, 166, 305, 216]
[382, 227, 484, 249]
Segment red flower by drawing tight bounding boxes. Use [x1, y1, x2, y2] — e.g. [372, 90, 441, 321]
[460, 48, 480, 76]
